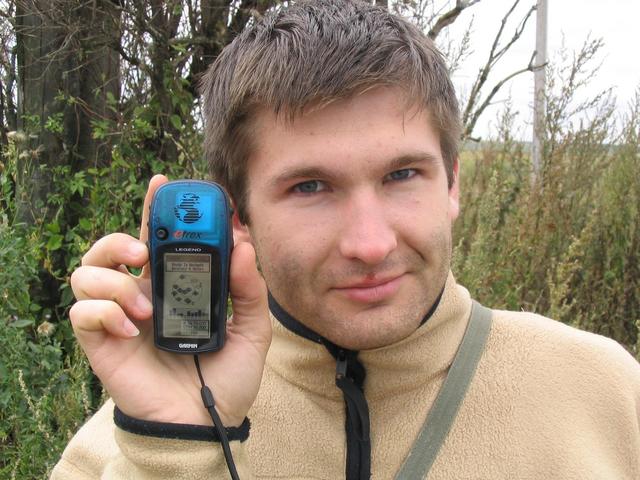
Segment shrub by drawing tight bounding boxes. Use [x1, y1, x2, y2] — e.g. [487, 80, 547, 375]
[453, 45, 639, 359]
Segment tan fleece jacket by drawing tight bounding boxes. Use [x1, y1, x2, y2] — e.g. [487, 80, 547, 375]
[52, 275, 640, 479]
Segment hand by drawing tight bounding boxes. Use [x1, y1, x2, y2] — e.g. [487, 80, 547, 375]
[69, 175, 271, 427]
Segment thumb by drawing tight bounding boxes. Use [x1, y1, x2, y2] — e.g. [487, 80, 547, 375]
[228, 241, 270, 342]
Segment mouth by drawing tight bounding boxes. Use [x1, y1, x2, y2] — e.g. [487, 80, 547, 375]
[333, 274, 405, 304]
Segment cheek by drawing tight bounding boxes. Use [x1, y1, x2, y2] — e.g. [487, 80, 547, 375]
[249, 216, 326, 286]
[251, 231, 320, 311]
[253, 217, 324, 258]
[248, 223, 280, 270]
[277, 209, 337, 254]
[399, 199, 451, 253]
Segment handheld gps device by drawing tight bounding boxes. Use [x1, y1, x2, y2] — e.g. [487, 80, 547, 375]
[148, 180, 232, 353]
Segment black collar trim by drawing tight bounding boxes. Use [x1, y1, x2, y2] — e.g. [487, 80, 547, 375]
[267, 288, 443, 480]
[268, 294, 326, 345]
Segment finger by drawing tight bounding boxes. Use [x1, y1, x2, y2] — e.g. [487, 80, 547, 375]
[139, 174, 169, 244]
[139, 174, 169, 279]
[228, 242, 270, 343]
[81, 233, 148, 269]
[70, 299, 141, 340]
[71, 266, 152, 320]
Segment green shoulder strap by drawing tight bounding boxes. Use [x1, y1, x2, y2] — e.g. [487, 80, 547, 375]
[395, 300, 493, 480]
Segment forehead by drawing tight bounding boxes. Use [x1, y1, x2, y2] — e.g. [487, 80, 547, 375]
[246, 87, 441, 178]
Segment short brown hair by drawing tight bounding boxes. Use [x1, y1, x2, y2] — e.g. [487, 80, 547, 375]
[200, 0, 460, 224]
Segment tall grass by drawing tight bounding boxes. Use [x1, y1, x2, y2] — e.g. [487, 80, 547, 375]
[0, 223, 97, 478]
[453, 42, 639, 359]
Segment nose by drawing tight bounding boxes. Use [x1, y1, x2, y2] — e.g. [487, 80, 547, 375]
[338, 191, 398, 265]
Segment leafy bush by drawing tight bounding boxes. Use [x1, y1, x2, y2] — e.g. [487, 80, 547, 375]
[0, 94, 208, 477]
[452, 45, 639, 359]
[0, 217, 94, 478]
[549, 93, 640, 351]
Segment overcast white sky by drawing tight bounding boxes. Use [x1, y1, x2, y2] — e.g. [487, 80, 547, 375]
[440, 0, 640, 140]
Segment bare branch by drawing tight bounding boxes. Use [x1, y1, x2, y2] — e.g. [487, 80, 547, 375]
[111, 39, 143, 68]
[463, 50, 539, 139]
[461, 0, 536, 137]
[427, 0, 481, 40]
[393, 0, 448, 32]
[169, 35, 218, 47]
[490, 3, 535, 68]
[438, 15, 474, 75]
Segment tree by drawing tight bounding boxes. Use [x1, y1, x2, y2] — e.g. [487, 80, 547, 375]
[2, 0, 534, 314]
[392, 0, 537, 141]
[13, 0, 121, 223]
[110, 0, 277, 169]
[2, 0, 282, 315]
[458, 0, 537, 140]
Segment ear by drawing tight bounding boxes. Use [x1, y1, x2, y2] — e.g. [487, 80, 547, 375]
[448, 158, 460, 222]
[232, 208, 252, 245]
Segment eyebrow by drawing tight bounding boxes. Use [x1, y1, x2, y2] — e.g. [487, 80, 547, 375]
[271, 166, 337, 188]
[270, 151, 442, 188]
[386, 152, 441, 172]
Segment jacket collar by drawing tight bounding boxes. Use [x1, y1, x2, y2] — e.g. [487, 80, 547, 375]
[265, 272, 472, 400]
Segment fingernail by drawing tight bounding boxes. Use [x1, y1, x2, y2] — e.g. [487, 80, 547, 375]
[124, 319, 140, 337]
[136, 294, 152, 315]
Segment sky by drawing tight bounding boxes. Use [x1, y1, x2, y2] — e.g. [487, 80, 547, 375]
[441, 0, 640, 140]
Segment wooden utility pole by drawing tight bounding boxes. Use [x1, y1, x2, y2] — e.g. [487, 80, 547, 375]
[532, 0, 548, 181]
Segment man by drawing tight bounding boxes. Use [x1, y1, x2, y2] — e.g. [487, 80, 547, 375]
[53, 1, 640, 479]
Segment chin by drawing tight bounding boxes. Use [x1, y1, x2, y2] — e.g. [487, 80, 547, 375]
[329, 329, 414, 351]
[318, 307, 422, 351]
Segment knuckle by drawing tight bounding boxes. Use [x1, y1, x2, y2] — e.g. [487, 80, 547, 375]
[92, 309, 108, 326]
[70, 268, 87, 298]
[69, 300, 93, 327]
[97, 302, 122, 326]
[102, 232, 121, 243]
[68, 302, 80, 324]
[69, 300, 120, 330]
[83, 233, 131, 266]
[104, 232, 131, 245]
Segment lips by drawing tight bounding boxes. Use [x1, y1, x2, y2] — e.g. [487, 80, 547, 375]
[333, 274, 404, 303]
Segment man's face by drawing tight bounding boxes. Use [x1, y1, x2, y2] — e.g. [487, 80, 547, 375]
[238, 87, 459, 350]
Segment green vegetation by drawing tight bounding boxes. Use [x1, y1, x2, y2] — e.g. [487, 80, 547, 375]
[454, 65, 639, 358]
[2, 99, 638, 478]
[455, 107, 639, 353]
[1, 34, 638, 480]
[0, 91, 209, 479]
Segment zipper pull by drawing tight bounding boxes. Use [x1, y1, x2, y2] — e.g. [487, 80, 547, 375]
[336, 349, 348, 380]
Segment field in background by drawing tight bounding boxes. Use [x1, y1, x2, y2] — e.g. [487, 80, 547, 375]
[1, 88, 639, 480]
[454, 118, 639, 353]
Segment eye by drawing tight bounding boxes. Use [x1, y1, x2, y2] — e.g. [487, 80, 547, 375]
[292, 180, 328, 194]
[385, 168, 417, 182]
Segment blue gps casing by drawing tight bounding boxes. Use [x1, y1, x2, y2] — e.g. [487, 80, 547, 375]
[148, 180, 232, 353]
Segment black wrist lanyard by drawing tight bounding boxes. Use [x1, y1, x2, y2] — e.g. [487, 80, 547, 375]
[194, 355, 240, 480]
